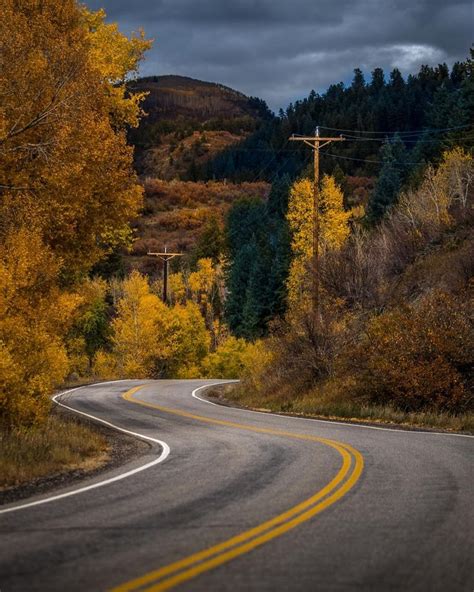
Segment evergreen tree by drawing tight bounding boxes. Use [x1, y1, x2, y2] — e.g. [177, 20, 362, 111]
[267, 174, 291, 219]
[191, 215, 224, 266]
[241, 256, 266, 339]
[367, 140, 402, 222]
[224, 190, 292, 338]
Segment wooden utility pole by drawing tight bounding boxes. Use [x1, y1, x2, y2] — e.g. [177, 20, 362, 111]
[289, 127, 345, 319]
[147, 247, 183, 304]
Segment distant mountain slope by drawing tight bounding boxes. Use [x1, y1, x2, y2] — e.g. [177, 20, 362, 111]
[129, 75, 267, 122]
[128, 75, 272, 179]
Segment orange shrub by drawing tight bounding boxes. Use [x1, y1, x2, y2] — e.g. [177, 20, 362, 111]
[347, 289, 473, 412]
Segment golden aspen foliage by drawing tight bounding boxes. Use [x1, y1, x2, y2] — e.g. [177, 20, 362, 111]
[189, 258, 216, 296]
[164, 258, 225, 345]
[111, 272, 165, 378]
[167, 272, 187, 304]
[200, 336, 263, 379]
[0, 0, 151, 425]
[287, 175, 350, 305]
[166, 302, 211, 378]
[0, 229, 80, 427]
[110, 273, 210, 379]
[320, 175, 351, 250]
[93, 350, 120, 381]
[0, 0, 149, 273]
[82, 8, 151, 128]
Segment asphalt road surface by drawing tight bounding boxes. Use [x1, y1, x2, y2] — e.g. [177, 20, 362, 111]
[1, 380, 473, 591]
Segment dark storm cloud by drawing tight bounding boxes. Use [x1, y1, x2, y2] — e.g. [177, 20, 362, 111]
[84, 0, 473, 111]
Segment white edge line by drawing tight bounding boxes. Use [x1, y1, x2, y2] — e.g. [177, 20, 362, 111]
[192, 382, 474, 439]
[0, 382, 171, 515]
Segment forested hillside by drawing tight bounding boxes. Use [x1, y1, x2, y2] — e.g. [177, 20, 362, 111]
[204, 56, 474, 182]
[128, 75, 271, 179]
[234, 146, 473, 428]
[218, 52, 474, 342]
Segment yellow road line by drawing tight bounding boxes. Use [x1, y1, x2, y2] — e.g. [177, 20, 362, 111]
[112, 385, 364, 592]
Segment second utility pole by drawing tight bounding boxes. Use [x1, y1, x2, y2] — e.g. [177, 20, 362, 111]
[289, 127, 345, 320]
[147, 247, 183, 304]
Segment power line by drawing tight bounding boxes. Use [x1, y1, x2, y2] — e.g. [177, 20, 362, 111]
[222, 133, 474, 150]
[319, 124, 471, 135]
[324, 152, 428, 166]
[247, 138, 291, 183]
[338, 132, 474, 143]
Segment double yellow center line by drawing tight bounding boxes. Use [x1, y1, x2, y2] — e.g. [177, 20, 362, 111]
[112, 385, 364, 592]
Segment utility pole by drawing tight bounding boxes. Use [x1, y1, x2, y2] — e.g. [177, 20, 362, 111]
[147, 247, 183, 304]
[289, 127, 345, 320]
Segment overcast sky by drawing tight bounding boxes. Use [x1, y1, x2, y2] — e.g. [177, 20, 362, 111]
[84, 0, 473, 112]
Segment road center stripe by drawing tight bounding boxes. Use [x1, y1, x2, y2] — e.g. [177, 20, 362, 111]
[113, 385, 364, 592]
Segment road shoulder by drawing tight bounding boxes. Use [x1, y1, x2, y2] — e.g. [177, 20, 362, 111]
[0, 406, 150, 507]
[203, 383, 474, 436]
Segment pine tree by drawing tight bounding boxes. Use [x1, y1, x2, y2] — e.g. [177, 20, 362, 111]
[267, 174, 291, 219]
[367, 140, 402, 222]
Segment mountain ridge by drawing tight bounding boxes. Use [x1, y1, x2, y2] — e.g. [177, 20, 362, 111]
[128, 74, 271, 179]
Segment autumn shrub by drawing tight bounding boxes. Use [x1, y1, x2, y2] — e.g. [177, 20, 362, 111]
[238, 299, 352, 403]
[200, 336, 256, 379]
[346, 289, 473, 412]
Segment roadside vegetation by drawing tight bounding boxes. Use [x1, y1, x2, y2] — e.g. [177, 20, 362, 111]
[0, 0, 150, 484]
[231, 148, 473, 431]
[209, 384, 474, 433]
[0, 414, 107, 489]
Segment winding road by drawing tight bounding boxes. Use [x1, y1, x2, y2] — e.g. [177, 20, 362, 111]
[1, 380, 473, 591]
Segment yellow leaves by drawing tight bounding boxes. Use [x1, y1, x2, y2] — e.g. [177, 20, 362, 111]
[399, 147, 473, 231]
[320, 175, 351, 251]
[287, 178, 313, 259]
[110, 272, 210, 379]
[164, 302, 211, 374]
[200, 336, 251, 378]
[82, 7, 152, 128]
[93, 350, 119, 380]
[286, 175, 350, 305]
[100, 225, 135, 254]
[0, 0, 146, 274]
[0, 227, 80, 426]
[83, 9, 151, 82]
[168, 273, 187, 303]
[188, 258, 215, 295]
[112, 272, 163, 377]
[0, 1, 152, 426]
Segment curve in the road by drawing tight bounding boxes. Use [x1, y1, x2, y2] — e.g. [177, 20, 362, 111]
[112, 385, 364, 592]
[0, 383, 171, 516]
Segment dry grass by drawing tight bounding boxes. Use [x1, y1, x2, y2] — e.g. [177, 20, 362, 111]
[210, 383, 474, 434]
[0, 413, 108, 489]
